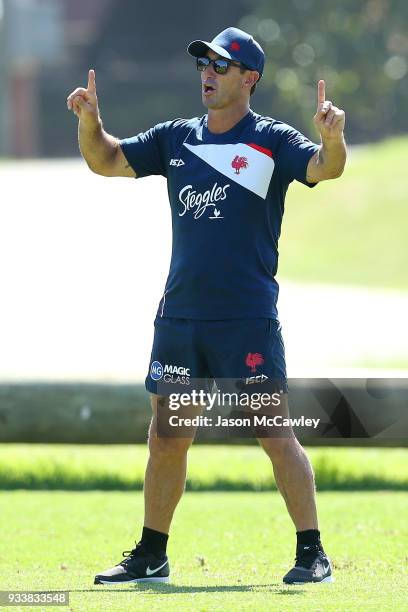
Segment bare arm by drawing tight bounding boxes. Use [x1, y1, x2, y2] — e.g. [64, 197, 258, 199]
[306, 137, 347, 183]
[306, 80, 347, 183]
[78, 119, 135, 177]
[67, 70, 136, 178]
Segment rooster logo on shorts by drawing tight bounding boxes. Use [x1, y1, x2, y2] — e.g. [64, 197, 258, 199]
[245, 352, 264, 373]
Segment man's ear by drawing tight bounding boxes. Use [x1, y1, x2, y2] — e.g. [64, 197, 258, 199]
[244, 71, 259, 89]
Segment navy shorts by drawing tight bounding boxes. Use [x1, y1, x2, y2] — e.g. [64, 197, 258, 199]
[145, 316, 288, 396]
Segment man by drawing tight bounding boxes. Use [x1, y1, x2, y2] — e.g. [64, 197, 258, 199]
[67, 27, 346, 586]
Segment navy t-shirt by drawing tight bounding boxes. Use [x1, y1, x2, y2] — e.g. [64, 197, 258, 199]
[120, 110, 319, 320]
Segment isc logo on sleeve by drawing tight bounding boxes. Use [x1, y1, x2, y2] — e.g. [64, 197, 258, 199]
[170, 159, 185, 167]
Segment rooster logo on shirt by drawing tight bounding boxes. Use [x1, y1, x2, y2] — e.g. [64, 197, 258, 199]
[231, 155, 249, 174]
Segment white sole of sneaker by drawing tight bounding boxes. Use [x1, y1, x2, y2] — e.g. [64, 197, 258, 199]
[289, 575, 335, 585]
[97, 576, 170, 585]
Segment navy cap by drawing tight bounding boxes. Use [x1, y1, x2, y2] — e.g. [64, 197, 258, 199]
[187, 27, 265, 77]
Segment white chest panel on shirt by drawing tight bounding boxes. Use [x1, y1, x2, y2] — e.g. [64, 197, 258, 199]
[183, 142, 275, 199]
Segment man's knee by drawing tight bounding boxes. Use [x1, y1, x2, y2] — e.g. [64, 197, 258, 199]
[148, 427, 193, 459]
[148, 393, 202, 459]
[257, 434, 299, 460]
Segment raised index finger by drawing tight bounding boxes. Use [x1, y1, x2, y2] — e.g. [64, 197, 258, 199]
[317, 79, 325, 106]
[87, 69, 96, 93]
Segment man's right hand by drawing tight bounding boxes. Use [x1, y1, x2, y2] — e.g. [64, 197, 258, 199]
[66, 69, 135, 178]
[67, 69, 100, 127]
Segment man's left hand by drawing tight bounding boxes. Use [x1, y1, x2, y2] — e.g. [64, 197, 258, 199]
[313, 80, 345, 140]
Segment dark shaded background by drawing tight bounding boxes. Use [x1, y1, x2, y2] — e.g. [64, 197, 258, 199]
[1, 0, 407, 156]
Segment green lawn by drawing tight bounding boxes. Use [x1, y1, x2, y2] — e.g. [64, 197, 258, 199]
[279, 136, 408, 289]
[0, 444, 407, 491]
[1, 445, 406, 609]
[1, 490, 407, 611]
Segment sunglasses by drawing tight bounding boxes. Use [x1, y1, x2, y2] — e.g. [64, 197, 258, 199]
[196, 56, 245, 75]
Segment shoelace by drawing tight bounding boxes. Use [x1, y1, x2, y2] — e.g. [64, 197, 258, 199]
[294, 544, 322, 569]
[121, 541, 144, 563]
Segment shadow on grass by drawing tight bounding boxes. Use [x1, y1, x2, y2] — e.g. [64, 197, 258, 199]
[0, 474, 407, 491]
[73, 584, 305, 595]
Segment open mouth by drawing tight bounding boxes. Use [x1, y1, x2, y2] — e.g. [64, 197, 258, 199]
[203, 84, 216, 95]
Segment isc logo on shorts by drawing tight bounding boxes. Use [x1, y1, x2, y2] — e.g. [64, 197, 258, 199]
[150, 361, 163, 380]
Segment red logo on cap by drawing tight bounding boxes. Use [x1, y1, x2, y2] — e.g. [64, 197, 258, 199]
[230, 41, 240, 51]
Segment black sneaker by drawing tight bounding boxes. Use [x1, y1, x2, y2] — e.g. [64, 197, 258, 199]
[94, 542, 170, 585]
[283, 544, 333, 584]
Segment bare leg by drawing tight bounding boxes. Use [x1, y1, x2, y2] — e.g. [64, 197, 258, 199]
[143, 394, 202, 534]
[257, 395, 318, 531]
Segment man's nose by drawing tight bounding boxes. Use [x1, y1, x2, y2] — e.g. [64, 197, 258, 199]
[203, 62, 216, 76]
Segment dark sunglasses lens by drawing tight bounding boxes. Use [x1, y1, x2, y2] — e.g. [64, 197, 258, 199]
[214, 59, 229, 74]
[196, 57, 209, 71]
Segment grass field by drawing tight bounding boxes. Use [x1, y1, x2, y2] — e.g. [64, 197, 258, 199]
[0, 444, 407, 491]
[279, 136, 408, 289]
[1, 446, 407, 610]
[1, 490, 407, 611]
[2, 139, 407, 608]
